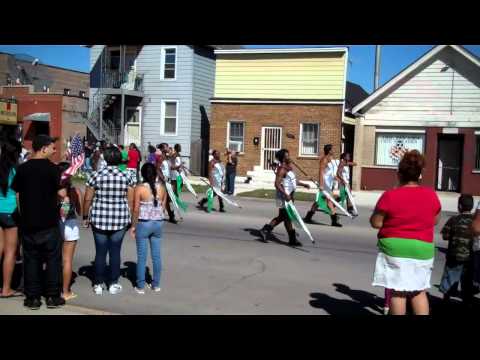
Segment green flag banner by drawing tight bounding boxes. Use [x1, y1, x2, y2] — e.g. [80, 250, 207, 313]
[206, 188, 214, 213]
[316, 187, 347, 215]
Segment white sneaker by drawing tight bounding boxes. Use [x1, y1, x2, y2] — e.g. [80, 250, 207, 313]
[383, 307, 390, 315]
[152, 287, 161, 293]
[93, 284, 104, 295]
[109, 283, 122, 295]
[134, 287, 145, 295]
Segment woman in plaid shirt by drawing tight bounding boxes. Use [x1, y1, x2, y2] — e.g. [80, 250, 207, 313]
[83, 146, 135, 296]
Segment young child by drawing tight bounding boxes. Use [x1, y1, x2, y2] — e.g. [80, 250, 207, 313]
[439, 194, 475, 306]
[58, 162, 83, 301]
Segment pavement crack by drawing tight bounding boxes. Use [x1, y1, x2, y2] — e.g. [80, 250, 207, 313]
[211, 258, 267, 297]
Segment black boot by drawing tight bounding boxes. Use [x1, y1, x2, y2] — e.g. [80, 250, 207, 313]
[304, 210, 315, 224]
[168, 209, 178, 224]
[197, 198, 207, 210]
[288, 230, 302, 247]
[259, 224, 273, 243]
[331, 215, 343, 227]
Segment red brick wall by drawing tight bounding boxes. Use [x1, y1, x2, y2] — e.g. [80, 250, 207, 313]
[3, 87, 63, 163]
[210, 103, 343, 180]
[360, 167, 398, 190]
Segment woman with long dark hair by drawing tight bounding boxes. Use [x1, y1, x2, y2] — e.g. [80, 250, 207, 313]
[0, 139, 22, 298]
[130, 162, 167, 294]
[57, 162, 83, 301]
[370, 150, 441, 315]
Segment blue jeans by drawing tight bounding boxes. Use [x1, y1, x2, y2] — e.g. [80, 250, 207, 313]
[225, 170, 236, 195]
[92, 227, 127, 286]
[135, 220, 163, 289]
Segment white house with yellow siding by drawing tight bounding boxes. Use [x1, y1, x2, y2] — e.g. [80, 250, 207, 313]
[210, 47, 349, 182]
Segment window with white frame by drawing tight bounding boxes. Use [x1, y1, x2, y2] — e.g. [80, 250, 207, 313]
[228, 121, 244, 153]
[161, 101, 178, 136]
[300, 123, 319, 156]
[375, 132, 425, 166]
[161, 47, 176, 80]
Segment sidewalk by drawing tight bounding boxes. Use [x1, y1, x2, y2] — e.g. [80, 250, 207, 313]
[188, 176, 477, 213]
[0, 297, 117, 315]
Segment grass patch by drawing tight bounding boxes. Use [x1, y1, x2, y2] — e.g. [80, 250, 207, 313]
[182, 184, 209, 194]
[237, 189, 316, 202]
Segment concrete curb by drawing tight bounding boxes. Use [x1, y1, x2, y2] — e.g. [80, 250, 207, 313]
[1, 297, 119, 315]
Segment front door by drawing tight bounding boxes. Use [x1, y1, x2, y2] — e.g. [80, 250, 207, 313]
[261, 127, 282, 170]
[124, 107, 141, 147]
[437, 135, 463, 192]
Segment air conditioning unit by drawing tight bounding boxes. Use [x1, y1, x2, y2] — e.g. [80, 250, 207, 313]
[229, 141, 243, 153]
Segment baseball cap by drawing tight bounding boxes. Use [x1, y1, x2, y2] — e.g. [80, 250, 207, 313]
[32, 134, 57, 152]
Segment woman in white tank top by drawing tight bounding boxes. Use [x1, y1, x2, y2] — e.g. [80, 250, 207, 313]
[130, 163, 167, 294]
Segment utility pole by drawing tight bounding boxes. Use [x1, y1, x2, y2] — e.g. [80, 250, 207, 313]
[374, 45, 382, 90]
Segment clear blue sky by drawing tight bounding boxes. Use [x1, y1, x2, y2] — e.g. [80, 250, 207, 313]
[1, 45, 479, 94]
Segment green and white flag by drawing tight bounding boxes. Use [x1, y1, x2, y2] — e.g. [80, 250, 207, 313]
[165, 182, 187, 218]
[285, 201, 315, 243]
[342, 179, 358, 217]
[175, 175, 188, 211]
[200, 178, 242, 211]
[206, 187, 214, 213]
[315, 188, 352, 218]
[180, 172, 198, 198]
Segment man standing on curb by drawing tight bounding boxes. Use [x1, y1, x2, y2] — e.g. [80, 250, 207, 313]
[12, 135, 66, 310]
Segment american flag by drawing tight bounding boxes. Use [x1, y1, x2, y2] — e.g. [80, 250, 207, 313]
[62, 134, 85, 181]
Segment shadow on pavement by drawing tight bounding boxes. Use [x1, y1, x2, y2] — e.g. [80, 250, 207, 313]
[78, 262, 95, 286]
[243, 228, 310, 253]
[309, 283, 480, 316]
[121, 261, 152, 288]
[309, 283, 383, 316]
[77, 261, 152, 288]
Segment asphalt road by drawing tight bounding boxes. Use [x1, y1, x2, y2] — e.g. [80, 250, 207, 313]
[26, 193, 462, 315]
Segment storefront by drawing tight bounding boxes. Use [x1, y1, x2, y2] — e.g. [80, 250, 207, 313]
[0, 98, 20, 142]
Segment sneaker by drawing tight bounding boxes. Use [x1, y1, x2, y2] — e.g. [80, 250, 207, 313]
[152, 287, 161, 293]
[46, 297, 66, 309]
[93, 284, 104, 296]
[24, 297, 41, 310]
[109, 283, 123, 295]
[219, 208, 226, 213]
[383, 307, 390, 315]
[134, 287, 145, 295]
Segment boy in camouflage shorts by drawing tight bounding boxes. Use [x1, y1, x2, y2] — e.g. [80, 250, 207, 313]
[439, 194, 475, 306]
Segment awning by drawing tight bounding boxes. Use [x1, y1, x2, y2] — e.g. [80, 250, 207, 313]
[23, 113, 51, 122]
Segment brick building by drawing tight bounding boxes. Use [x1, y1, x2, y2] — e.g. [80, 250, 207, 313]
[0, 85, 88, 162]
[210, 48, 349, 182]
[0, 51, 89, 162]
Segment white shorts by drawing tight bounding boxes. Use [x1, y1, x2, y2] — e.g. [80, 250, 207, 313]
[60, 219, 80, 242]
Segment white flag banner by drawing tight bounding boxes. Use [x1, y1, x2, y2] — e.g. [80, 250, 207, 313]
[180, 172, 198, 198]
[342, 178, 358, 217]
[321, 189, 353, 218]
[200, 178, 242, 208]
[165, 182, 184, 219]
